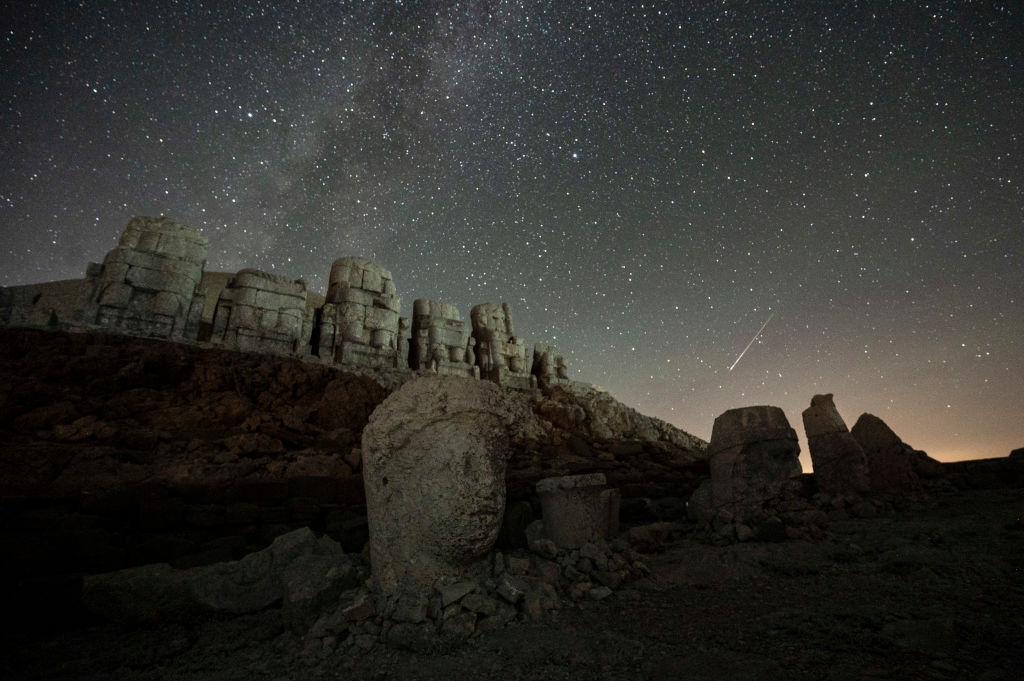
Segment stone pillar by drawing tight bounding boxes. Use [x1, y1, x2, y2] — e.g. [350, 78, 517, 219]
[361, 376, 527, 596]
[535, 473, 617, 549]
[802, 394, 871, 498]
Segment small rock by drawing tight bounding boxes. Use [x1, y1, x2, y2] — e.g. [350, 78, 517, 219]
[353, 634, 376, 650]
[438, 581, 477, 607]
[506, 555, 531, 575]
[343, 593, 376, 622]
[461, 593, 498, 616]
[391, 594, 428, 623]
[496, 573, 528, 604]
[735, 524, 754, 542]
[588, 586, 613, 601]
[569, 581, 593, 602]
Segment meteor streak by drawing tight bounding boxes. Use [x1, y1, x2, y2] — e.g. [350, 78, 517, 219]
[728, 313, 774, 371]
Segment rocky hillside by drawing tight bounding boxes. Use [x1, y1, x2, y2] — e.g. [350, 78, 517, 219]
[0, 327, 707, 583]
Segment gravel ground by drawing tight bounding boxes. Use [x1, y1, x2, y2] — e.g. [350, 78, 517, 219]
[6, 485, 1022, 681]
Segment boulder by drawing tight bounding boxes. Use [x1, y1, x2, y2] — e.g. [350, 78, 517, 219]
[361, 376, 535, 595]
[850, 413, 942, 493]
[535, 473, 618, 548]
[801, 394, 871, 497]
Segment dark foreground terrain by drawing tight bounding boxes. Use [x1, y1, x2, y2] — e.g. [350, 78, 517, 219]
[6, 484, 1022, 681]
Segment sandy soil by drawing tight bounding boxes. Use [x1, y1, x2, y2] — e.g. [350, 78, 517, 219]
[6, 485, 1022, 681]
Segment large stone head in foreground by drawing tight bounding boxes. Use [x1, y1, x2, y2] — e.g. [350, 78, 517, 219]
[361, 376, 531, 595]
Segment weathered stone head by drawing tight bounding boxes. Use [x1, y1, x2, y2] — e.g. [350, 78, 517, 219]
[802, 394, 871, 497]
[707, 405, 802, 510]
[361, 376, 530, 595]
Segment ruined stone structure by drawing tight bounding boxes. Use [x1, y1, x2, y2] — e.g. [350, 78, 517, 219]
[470, 302, 532, 389]
[850, 413, 942, 494]
[88, 216, 209, 339]
[316, 257, 403, 369]
[0, 217, 586, 390]
[531, 343, 570, 388]
[802, 394, 871, 498]
[360, 376, 531, 595]
[209, 269, 313, 355]
[410, 299, 475, 377]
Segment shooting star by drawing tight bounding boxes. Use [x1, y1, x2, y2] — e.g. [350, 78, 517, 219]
[728, 313, 774, 371]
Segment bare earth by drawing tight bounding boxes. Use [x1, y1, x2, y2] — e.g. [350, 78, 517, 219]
[6, 485, 1022, 681]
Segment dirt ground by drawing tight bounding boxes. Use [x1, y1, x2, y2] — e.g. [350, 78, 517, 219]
[5, 485, 1022, 681]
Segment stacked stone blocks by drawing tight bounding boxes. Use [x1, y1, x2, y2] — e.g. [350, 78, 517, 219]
[210, 269, 313, 355]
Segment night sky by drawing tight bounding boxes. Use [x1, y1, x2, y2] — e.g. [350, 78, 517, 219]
[2, 1, 1021, 468]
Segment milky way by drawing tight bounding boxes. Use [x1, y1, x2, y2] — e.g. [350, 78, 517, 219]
[2, 1, 1021, 466]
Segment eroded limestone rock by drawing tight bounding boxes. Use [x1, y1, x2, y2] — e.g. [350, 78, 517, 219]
[209, 269, 312, 355]
[317, 257, 402, 369]
[802, 394, 871, 498]
[87, 216, 208, 339]
[361, 376, 532, 595]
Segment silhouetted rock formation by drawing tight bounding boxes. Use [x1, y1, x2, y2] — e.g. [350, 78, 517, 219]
[850, 413, 944, 494]
[802, 394, 871, 498]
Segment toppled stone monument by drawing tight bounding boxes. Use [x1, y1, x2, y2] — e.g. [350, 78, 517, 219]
[535, 473, 620, 549]
[361, 376, 531, 596]
[470, 302, 532, 389]
[209, 269, 313, 355]
[531, 343, 570, 388]
[690, 406, 820, 541]
[81, 528, 362, 626]
[802, 394, 871, 498]
[317, 257, 402, 369]
[410, 299, 475, 377]
[86, 216, 208, 339]
[851, 413, 943, 493]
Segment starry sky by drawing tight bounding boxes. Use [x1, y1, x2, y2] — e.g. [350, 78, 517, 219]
[2, 1, 1021, 468]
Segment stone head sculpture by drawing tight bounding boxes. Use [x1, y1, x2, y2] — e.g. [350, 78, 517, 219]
[361, 376, 526, 595]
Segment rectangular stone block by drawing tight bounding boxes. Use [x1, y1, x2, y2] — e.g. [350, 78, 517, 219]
[156, 233, 187, 258]
[335, 286, 374, 306]
[336, 301, 365, 323]
[364, 306, 398, 331]
[230, 304, 258, 330]
[383, 278, 396, 296]
[230, 286, 259, 306]
[152, 291, 183, 317]
[339, 320, 368, 343]
[361, 268, 382, 293]
[259, 309, 278, 331]
[125, 266, 195, 297]
[98, 282, 133, 308]
[379, 294, 400, 313]
[136, 230, 161, 252]
[255, 289, 303, 311]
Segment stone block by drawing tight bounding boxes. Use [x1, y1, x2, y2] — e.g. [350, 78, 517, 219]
[98, 282, 133, 307]
[151, 291, 183, 317]
[364, 306, 398, 331]
[361, 268, 382, 293]
[536, 473, 615, 549]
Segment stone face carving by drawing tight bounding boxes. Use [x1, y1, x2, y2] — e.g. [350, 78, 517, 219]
[410, 299, 474, 376]
[317, 257, 401, 368]
[361, 376, 529, 595]
[707, 405, 802, 511]
[471, 302, 531, 388]
[531, 343, 570, 387]
[535, 473, 619, 548]
[209, 269, 312, 355]
[87, 216, 208, 339]
[801, 394, 871, 498]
